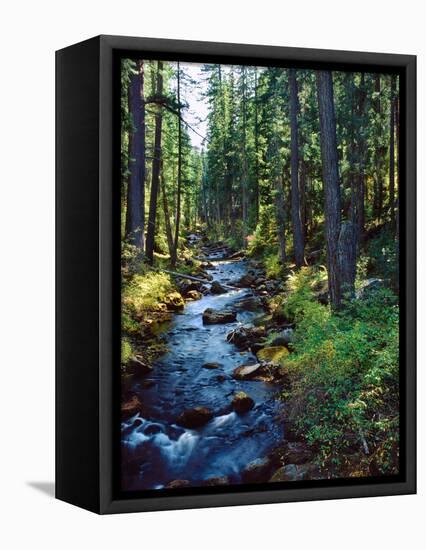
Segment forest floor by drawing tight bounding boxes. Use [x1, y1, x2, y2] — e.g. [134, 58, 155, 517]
[121, 227, 399, 489]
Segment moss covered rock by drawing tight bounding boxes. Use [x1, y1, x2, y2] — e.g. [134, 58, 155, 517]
[163, 291, 185, 311]
[232, 391, 255, 414]
[256, 346, 289, 363]
[186, 289, 203, 301]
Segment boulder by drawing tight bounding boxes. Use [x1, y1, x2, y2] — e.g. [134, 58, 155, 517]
[253, 313, 274, 328]
[236, 273, 256, 288]
[126, 356, 153, 376]
[233, 363, 265, 380]
[186, 289, 203, 301]
[356, 278, 383, 300]
[233, 360, 283, 383]
[234, 296, 262, 312]
[241, 457, 273, 483]
[232, 391, 255, 414]
[226, 326, 266, 350]
[176, 406, 214, 428]
[166, 479, 191, 489]
[203, 476, 230, 486]
[270, 328, 294, 347]
[143, 423, 163, 436]
[202, 308, 237, 325]
[163, 291, 185, 311]
[200, 261, 215, 270]
[178, 280, 203, 295]
[196, 268, 213, 281]
[272, 308, 292, 324]
[210, 281, 228, 294]
[256, 346, 289, 363]
[121, 396, 142, 418]
[265, 280, 278, 292]
[202, 362, 222, 370]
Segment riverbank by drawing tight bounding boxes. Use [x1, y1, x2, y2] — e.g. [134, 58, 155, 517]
[121, 239, 293, 489]
[121, 227, 400, 488]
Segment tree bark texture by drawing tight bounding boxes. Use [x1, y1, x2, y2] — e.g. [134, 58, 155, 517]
[289, 68, 305, 267]
[389, 74, 396, 224]
[125, 60, 145, 250]
[275, 175, 287, 264]
[171, 62, 182, 267]
[316, 70, 343, 309]
[145, 61, 164, 264]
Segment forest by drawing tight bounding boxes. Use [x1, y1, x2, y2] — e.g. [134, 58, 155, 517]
[120, 58, 400, 491]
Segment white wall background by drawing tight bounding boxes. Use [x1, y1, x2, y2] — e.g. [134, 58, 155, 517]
[0, 1, 423, 548]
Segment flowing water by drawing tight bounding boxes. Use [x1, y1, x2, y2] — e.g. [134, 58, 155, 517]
[121, 256, 284, 491]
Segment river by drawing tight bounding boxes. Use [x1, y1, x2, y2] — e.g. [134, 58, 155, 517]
[121, 255, 284, 491]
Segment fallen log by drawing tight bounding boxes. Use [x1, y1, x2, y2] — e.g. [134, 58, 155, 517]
[194, 255, 240, 262]
[160, 269, 238, 290]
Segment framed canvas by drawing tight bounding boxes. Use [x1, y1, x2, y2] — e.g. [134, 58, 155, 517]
[56, 35, 416, 514]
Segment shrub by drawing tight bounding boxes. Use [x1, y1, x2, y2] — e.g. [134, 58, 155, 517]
[122, 271, 174, 315]
[367, 227, 399, 289]
[282, 281, 399, 477]
[269, 266, 328, 323]
[264, 252, 283, 278]
[121, 338, 133, 364]
[247, 204, 277, 257]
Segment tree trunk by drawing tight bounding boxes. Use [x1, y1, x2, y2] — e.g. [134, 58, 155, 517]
[171, 62, 182, 267]
[160, 161, 174, 258]
[348, 73, 365, 245]
[145, 61, 164, 264]
[395, 78, 400, 239]
[356, 73, 366, 241]
[289, 68, 305, 267]
[316, 70, 344, 309]
[254, 68, 260, 225]
[275, 175, 287, 264]
[373, 75, 383, 221]
[241, 66, 249, 247]
[337, 221, 357, 301]
[389, 74, 396, 224]
[125, 60, 145, 250]
[300, 160, 307, 241]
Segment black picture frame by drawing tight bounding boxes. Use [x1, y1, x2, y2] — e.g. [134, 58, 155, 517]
[56, 35, 416, 514]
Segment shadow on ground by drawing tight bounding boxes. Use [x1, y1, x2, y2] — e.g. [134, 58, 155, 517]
[27, 481, 55, 498]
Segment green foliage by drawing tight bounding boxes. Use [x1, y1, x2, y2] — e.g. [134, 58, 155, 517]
[154, 232, 171, 256]
[247, 204, 278, 256]
[271, 266, 328, 323]
[122, 271, 174, 315]
[119, 58, 401, 481]
[283, 281, 399, 476]
[121, 338, 133, 364]
[122, 312, 139, 335]
[367, 227, 399, 288]
[264, 252, 283, 279]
